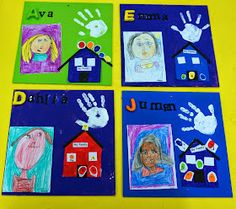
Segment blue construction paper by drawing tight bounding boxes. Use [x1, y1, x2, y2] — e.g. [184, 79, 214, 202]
[3, 90, 115, 196]
[120, 4, 219, 87]
[122, 91, 231, 197]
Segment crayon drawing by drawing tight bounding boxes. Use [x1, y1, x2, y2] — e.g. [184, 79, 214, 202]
[20, 24, 61, 74]
[123, 32, 166, 82]
[127, 124, 177, 190]
[3, 127, 54, 193]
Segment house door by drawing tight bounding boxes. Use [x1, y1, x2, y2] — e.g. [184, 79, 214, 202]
[193, 170, 205, 183]
[79, 72, 89, 82]
[77, 165, 88, 178]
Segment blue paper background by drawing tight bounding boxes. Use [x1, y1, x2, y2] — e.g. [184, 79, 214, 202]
[3, 90, 115, 196]
[120, 4, 218, 87]
[122, 91, 232, 197]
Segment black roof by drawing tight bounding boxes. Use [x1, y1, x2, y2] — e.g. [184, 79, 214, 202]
[179, 138, 220, 160]
[63, 130, 103, 149]
[58, 47, 112, 71]
[172, 42, 211, 63]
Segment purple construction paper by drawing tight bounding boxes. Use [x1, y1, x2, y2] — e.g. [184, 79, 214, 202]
[20, 24, 61, 74]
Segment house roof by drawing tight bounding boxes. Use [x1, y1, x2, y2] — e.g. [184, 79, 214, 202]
[172, 42, 211, 63]
[64, 130, 103, 149]
[58, 47, 112, 71]
[179, 138, 220, 160]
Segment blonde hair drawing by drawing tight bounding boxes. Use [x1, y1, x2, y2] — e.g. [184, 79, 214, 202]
[22, 34, 58, 63]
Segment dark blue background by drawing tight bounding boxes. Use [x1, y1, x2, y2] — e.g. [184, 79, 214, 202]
[122, 91, 232, 197]
[120, 4, 219, 87]
[3, 90, 115, 196]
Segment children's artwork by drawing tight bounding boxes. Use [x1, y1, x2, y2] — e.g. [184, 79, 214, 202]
[2, 90, 115, 195]
[123, 32, 166, 82]
[127, 124, 177, 190]
[14, 2, 113, 85]
[122, 91, 232, 197]
[120, 4, 219, 87]
[21, 24, 61, 74]
[3, 127, 54, 193]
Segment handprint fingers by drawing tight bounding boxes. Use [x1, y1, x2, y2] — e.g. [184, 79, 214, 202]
[77, 98, 88, 113]
[100, 95, 105, 108]
[178, 113, 192, 122]
[202, 24, 210, 30]
[171, 25, 181, 32]
[88, 93, 97, 106]
[82, 93, 92, 107]
[180, 12, 187, 24]
[188, 102, 201, 113]
[195, 14, 201, 24]
[182, 126, 195, 132]
[186, 11, 192, 22]
[75, 119, 87, 126]
[208, 104, 214, 114]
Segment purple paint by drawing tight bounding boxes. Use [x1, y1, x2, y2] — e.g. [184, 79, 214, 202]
[20, 24, 61, 74]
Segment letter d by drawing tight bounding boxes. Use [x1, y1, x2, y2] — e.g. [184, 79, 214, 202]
[13, 91, 26, 105]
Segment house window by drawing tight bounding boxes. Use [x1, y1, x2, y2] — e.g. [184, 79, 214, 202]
[87, 58, 96, 67]
[177, 56, 186, 64]
[74, 57, 83, 66]
[192, 57, 200, 64]
[185, 155, 196, 164]
[204, 157, 214, 166]
[88, 152, 98, 161]
[67, 153, 76, 162]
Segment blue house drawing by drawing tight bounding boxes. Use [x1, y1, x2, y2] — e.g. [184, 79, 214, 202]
[173, 43, 210, 82]
[58, 47, 112, 83]
[179, 139, 219, 188]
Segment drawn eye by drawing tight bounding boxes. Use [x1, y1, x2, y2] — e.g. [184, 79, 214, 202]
[142, 150, 147, 155]
[151, 150, 157, 154]
[38, 132, 42, 137]
[137, 42, 142, 47]
[26, 134, 31, 139]
[38, 39, 42, 42]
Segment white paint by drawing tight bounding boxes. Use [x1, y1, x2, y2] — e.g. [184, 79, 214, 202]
[84, 9, 94, 18]
[78, 31, 86, 36]
[207, 171, 217, 182]
[204, 157, 215, 166]
[177, 56, 186, 64]
[192, 57, 200, 64]
[74, 57, 83, 66]
[73, 142, 88, 148]
[77, 67, 92, 72]
[171, 11, 210, 43]
[95, 8, 101, 18]
[85, 20, 108, 38]
[185, 155, 196, 164]
[190, 144, 206, 153]
[89, 165, 98, 177]
[179, 103, 217, 135]
[78, 166, 87, 177]
[78, 11, 88, 21]
[73, 18, 85, 27]
[186, 10, 192, 22]
[67, 153, 76, 162]
[179, 162, 188, 173]
[87, 58, 96, 67]
[89, 152, 98, 161]
[76, 93, 109, 129]
[196, 14, 202, 24]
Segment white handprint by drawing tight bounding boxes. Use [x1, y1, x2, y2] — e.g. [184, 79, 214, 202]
[76, 92, 109, 129]
[171, 10, 210, 43]
[178, 102, 217, 135]
[73, 8, 108, 38]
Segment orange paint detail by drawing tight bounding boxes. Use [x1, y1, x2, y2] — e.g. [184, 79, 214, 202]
[87, 41, 94, 49]
[184, 171, 194, 181]
[126, 98, 136, 112]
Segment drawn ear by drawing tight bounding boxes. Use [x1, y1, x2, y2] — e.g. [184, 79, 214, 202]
[44, 131, 53, 144]
[11, 132, 27, 146]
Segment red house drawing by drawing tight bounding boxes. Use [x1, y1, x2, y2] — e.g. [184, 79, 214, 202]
[63, 131, 102, 178]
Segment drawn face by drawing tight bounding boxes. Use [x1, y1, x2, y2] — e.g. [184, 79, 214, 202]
[31, 35, 51, 54]
[140, 141, 160, 168]
[132, 33, 156, 60]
